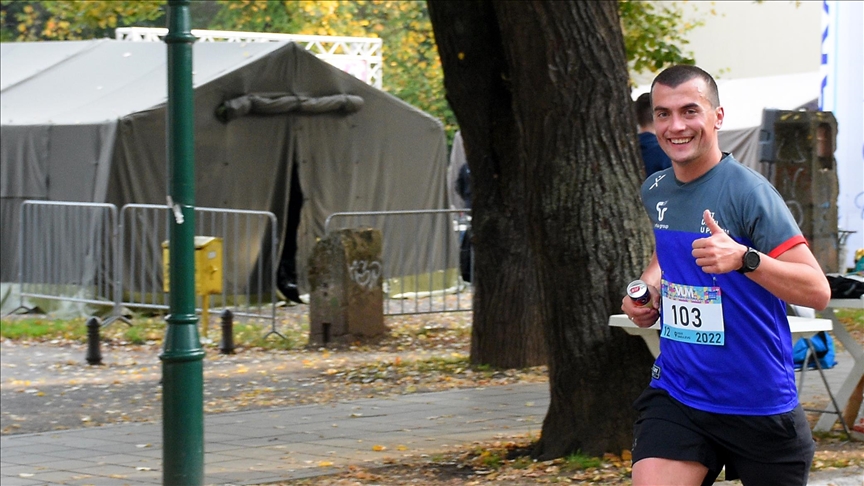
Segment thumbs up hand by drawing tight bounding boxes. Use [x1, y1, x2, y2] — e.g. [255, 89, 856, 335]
[692, 210, 747, 274]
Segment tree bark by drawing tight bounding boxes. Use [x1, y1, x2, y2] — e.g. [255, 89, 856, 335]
[428, 0, 546, 368]
[429, 0, 656, 457]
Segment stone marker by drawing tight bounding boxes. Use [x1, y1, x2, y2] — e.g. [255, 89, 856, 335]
[308, 228, 386, 345]
[772, 111, 839, 273]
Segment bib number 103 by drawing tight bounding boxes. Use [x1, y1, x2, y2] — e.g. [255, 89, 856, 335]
[668, 305, 702, 327]
[660, 280, 725, 346]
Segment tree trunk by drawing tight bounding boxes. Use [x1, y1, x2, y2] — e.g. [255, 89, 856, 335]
[428, 0, 546, 369]
[428, 1, 656, 457]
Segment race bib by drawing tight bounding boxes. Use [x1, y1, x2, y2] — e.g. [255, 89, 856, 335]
[660, 279, 725, 346]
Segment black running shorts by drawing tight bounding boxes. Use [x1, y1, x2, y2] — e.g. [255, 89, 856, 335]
[631, 387, 815, 486]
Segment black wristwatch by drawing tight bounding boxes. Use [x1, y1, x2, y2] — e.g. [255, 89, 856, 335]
[737, 247, 761, 274]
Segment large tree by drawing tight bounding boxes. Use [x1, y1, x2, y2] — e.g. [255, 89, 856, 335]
[427, 1, 656, 458]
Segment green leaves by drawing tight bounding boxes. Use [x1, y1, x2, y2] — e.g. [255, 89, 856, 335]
[618, 0, 700, 80]
[1, 0, 164, 41]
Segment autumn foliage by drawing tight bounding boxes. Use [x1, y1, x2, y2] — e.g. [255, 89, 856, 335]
[1, 0, 704, 144]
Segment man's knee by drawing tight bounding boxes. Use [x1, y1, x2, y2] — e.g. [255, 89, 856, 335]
[632, 457, 708, 486]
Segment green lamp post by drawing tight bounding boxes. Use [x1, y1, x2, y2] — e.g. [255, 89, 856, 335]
[161, 0, 204, 484]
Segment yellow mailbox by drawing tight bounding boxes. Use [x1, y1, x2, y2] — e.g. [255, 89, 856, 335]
[162, 236, 223, 294]
[162, 237, 223, 337]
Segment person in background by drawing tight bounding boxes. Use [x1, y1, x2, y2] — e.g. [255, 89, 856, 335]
[448, 130, 473, 282]
[456, 160, 471, 209]
[635, 92, 672, 177]
[621, 65, 830, 486]
[448, 130, 469, 210]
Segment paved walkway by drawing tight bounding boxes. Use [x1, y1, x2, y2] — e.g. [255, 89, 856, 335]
[1, 384, 547, 485]
[1, 352, 861, 486]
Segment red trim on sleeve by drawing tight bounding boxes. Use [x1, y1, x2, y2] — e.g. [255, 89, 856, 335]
[767, 235, 808, 259]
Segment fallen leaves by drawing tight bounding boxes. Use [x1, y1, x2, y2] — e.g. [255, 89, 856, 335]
[279, 438, 637, 485]
[2, 312, 499, 436]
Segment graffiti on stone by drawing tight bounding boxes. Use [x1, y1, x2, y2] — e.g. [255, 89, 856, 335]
[348, 260, 381, 291]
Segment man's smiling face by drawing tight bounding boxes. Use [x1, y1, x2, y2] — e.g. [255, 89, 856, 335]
[651, 77, 724, 172]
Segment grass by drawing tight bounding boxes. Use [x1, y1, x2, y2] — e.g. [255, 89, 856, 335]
[454, 441, 625, 480]
[562, 451, 604, 470]
[0, 317, 88, 341]
[475, 449, 504, 469]
[338, 355, 550, 386]
[0, 311, 467, 354]
[836, 308, 863, 328]
[0, 314, 307, 351]
[509, 455, 534, 469]
[122, 320, 163, 344]
[4, 308, 859, 352]
[231, 321, 305, 350]
[0, 315, 167, 345]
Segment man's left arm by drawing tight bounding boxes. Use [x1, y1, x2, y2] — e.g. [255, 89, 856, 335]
[692, 210, 831, 310]
[744, 243, 831, 311]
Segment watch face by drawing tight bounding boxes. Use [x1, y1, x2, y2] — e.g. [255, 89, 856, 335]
[744, 249, 760, 269]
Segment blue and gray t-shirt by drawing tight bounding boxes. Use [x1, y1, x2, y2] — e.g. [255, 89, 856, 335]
[640, 154, 807, 415]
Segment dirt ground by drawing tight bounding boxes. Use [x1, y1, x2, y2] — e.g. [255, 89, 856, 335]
[2, 309, 862, 485]
[2, 311, 549, 435]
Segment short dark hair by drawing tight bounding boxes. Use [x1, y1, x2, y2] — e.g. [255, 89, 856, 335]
[651, 65, 720, 108]
[634, 92, 653, 127]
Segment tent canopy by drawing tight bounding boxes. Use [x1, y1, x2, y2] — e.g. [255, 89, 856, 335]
[1, 39, 451, 295]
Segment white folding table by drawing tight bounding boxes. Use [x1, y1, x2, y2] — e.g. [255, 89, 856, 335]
[813, 297, 864, 432]
[608, 314, 832, 359]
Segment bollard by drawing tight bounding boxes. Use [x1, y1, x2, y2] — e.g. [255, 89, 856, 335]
[85, 317, 103, 365]
[219, 309, 234, 355]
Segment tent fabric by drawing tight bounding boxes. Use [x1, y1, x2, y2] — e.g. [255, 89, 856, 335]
[0, 40, 100, 92]
[1, 39, 451, 295]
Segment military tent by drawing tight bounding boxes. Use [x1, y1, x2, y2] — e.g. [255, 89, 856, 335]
[0, 39, 451, 307]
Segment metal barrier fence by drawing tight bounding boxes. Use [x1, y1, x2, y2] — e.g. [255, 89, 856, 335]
[10, 201, 280, 334]
[119, 204, 280, 335]
[324, 209, 473, 315]
[14, 201, 127, 324]
[12, 201, 468, 325]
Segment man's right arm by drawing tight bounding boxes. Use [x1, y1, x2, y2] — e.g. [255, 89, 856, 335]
[621, 251, 662, 328]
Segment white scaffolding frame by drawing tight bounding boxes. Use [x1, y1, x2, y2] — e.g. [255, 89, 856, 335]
[116, 27, 383, 88]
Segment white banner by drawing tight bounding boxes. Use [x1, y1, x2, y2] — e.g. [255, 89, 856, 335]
[820, 1, 864, 271]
